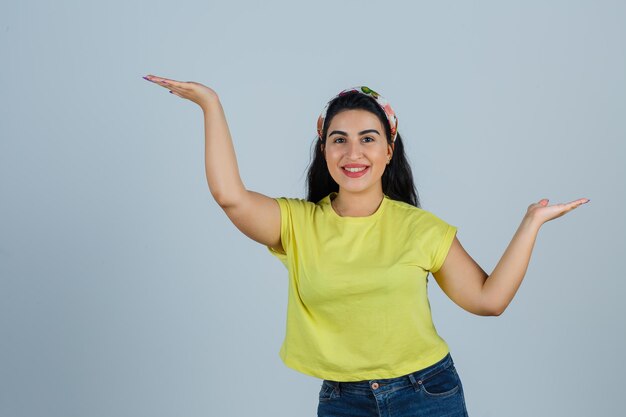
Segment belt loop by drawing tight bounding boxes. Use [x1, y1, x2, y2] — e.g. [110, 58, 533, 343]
[408, 372, 420, 392]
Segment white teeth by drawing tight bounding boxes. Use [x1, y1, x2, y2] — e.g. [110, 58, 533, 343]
[344, 167, 367, 172]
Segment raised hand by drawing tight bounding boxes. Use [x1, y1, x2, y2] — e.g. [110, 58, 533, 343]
[143, 74, 219, 110]
[525, 197, 590, 226]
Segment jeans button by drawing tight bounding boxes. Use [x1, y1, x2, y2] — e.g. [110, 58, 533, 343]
[371, 382, 379, 389]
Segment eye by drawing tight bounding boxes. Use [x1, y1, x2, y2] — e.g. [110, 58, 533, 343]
[332, 136, 375, 143]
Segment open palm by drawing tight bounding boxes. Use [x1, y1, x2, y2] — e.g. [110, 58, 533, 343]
[143, 74, 218, 110]
[526, 197, 590, 225]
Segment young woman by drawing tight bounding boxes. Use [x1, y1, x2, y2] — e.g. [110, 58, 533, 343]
[143, 75, 589, 416]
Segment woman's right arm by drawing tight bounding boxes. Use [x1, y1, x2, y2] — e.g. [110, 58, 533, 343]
[144, 75, 283, 253]
[201, 97, 284, 253]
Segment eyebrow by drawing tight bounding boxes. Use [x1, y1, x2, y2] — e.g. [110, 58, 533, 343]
[328, 129, 380, 137]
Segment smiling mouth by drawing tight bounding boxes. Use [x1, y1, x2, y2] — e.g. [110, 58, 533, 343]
[342, 166, 370, 177]
[343, 166, 368, 172]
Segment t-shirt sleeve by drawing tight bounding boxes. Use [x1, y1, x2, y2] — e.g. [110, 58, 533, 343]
[266, 197, 293, 266]
[423, 211, 458, 274]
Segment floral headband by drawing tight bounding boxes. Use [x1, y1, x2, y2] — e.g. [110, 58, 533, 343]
[316, 86, 398, 143]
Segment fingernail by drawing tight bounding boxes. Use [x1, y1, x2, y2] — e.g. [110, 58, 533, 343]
[142, 76, 150, 81]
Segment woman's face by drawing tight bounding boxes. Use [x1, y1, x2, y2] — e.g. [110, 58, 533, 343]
[322, 109, 393, 194]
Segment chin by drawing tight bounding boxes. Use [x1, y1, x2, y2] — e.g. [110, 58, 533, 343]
[335, 180, 377, 193]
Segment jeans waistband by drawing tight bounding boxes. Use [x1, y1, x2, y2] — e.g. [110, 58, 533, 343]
[326, 352, 454, 396]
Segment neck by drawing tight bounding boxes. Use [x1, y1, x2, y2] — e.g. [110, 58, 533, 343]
[331, 188, 385, 217]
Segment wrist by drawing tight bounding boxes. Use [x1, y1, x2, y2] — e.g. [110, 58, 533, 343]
[201, 93, 221, 112]
[521, 213, 543, 231]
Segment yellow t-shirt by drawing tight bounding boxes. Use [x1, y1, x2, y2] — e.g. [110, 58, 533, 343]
[266, 191, 458, 382]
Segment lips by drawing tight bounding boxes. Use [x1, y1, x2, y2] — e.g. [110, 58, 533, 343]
[343, 164, 369, 168]
[342, 165, 370, 178]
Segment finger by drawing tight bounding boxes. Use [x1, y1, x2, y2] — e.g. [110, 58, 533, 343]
[143, 76, 167, 88]
[565, 198, 589, 207]
[528, 199, 546, 210]
[145, 74, 176, 83]
[146, 78, 185, 94]
[145, 75, 183, 88]
[555, 200, 587, 215]
[156, 81, 188, 95]
[153, 78, 175, 87]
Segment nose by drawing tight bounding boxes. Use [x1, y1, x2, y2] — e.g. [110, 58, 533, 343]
[346, 141, 364, 159]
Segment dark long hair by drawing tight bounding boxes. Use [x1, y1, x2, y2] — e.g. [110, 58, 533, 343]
[305, 90, 420, 208]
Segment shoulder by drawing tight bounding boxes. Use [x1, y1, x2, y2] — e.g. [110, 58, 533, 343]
[273, 196, 321, 216]
[385, 198, 452, 228]
[386, 198, 435, 219]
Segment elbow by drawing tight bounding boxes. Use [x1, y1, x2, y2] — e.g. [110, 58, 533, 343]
[213, 188, 246, 208]
[477, 307, 502, 317]
[491, 308, 503, 317]
[481, 291, 505, 316]
[489, 303, 505, 316]
[478, 299, 504, 316]
[469, 304, 503, 317]
[214, 193, 233, 208]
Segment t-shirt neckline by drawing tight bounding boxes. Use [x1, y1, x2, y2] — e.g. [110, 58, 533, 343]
[324, 192, 389, 223]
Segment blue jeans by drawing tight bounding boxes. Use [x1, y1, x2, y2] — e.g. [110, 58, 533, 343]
[317, 352, 469, 416]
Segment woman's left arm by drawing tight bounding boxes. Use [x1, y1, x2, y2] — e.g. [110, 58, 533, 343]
[432, 197, 590, 316]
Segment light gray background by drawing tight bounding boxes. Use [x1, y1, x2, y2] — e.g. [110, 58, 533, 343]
[1, 1, 624, 416]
